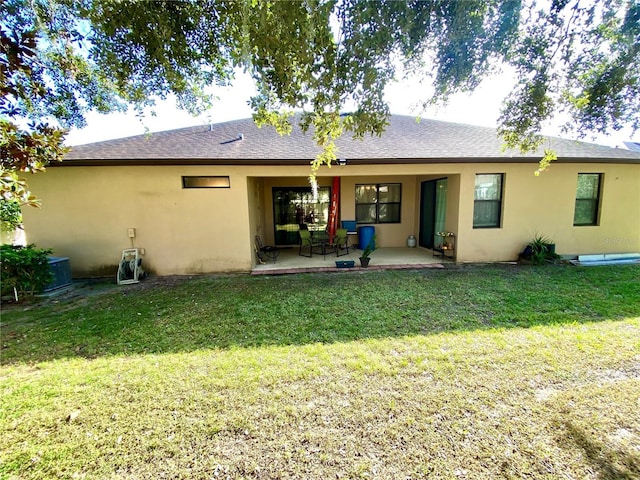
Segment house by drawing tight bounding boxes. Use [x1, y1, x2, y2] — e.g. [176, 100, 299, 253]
[21, 115, 640, 276]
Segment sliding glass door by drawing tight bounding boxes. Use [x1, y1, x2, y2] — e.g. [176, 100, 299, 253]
[419, 178, 447, 248]
[272, 187, 331, 245]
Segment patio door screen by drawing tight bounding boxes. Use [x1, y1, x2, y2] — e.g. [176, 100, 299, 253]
[273, 187, 331, 245]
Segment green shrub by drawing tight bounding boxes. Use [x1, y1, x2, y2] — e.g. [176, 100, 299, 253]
[523, 234, 559, 265]
[0, 199, 22, 232]
[1, 244, 53, 300]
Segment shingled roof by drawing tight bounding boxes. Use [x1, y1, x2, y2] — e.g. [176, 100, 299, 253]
[62, 115, 640, 166]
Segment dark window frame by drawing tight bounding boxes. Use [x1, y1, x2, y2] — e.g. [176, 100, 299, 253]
[272, 186, 332, 245]
[182, 176, 231, 188]
[355, 183, 402, 224]
[573, 173, 602, 226]
[473, 173, 504, 229]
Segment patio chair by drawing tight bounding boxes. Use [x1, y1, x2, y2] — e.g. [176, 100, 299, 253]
[298, 229, 322, 258]
[332, 228, 350, 257]
[341, 220, 358, 247]
[255, 235, 279, 263]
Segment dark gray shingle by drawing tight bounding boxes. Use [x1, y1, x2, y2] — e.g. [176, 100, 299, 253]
[63, 115, 640, 164]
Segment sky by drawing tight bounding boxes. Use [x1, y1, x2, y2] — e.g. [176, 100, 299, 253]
[65, 69, 638, 150]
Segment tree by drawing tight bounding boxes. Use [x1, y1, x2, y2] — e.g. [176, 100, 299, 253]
[2, 0, 638, 201]
[1, 0, 116, 206]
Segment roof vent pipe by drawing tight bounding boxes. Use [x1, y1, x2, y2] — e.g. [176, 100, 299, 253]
[238, 133, 244, 140]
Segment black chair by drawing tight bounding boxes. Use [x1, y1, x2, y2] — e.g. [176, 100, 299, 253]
[255, 235, 279, 263]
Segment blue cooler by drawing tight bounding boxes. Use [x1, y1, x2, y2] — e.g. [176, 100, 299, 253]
[358, 226, 375, 251]
[341, 220, 357, 234]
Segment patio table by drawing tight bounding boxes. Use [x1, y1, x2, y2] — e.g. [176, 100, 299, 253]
[310, 231, 332, 258]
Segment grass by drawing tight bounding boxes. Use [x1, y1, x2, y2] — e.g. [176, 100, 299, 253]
[1, 264, 639, 479]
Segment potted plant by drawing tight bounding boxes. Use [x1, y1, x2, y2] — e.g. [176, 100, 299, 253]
[359, 235, 375, 268]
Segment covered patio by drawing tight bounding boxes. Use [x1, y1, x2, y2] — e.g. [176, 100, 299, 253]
[251, 246, 451, 275]
[249, 171, 462, 274]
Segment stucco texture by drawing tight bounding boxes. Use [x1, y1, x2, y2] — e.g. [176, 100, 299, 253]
[21, 161, 639, 276]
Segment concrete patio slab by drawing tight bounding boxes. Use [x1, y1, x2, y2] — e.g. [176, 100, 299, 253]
[251, 246, 451, 275]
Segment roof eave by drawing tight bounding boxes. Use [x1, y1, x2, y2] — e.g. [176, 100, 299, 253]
[52, 156, 640, 167]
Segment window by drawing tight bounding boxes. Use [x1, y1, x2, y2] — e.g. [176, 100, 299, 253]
[182, 176, 230, 188]
[355, 183, 401, 223]
[473, 174, 503, 228]
[574, 173, 602, 226]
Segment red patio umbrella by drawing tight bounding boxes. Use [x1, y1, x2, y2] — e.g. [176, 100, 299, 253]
[327, 176, 340, 241]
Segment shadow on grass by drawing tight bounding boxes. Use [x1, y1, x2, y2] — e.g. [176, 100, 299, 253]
[2, 264, 639, 365]
[562, 421, 640, 480]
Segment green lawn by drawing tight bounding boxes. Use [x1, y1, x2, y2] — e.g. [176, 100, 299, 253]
[1, 264, 639, 479]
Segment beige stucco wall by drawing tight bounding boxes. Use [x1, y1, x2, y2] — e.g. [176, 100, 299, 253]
[247, 177, 264, 261]
[21, 161, 639, 276]
[455, 162, 640, 262]
[23, 166, 255, 276]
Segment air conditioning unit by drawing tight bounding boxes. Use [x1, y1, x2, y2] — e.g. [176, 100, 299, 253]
[45, 257, 72, 292]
